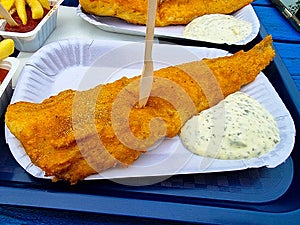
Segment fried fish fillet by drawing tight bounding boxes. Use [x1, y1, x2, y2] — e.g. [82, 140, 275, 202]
[79, 0, 254, 26]
[5, 36, 275, 184]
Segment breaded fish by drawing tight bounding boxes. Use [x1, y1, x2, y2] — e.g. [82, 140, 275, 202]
[5, 36, 275, 184]
[79, 0, 254, 26]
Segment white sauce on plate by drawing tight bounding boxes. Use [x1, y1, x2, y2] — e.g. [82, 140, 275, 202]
[180, 92, 280, 160]
[183, 14, 252, 44]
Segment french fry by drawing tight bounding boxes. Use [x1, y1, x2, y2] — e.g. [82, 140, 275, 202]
[0, 0, 15, 11]
[38, 0, 50, 10]
[0, 39, 14, 61]
[0, 0, 14, 19]
[26, 0, 44, 20]
[15, 0, 27, 25]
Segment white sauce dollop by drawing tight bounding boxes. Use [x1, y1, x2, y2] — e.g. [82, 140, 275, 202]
[183, 14, 252, 44]
[180, 92, 280, 160]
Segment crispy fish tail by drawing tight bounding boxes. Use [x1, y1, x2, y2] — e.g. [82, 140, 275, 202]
[203, 35, 275, 96]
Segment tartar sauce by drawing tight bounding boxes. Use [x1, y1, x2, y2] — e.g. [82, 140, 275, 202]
[183, 14, 252, 44]
[180, 92, 280, 160]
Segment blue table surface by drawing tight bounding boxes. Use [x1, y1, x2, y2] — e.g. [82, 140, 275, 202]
[1, 0, 300, 224]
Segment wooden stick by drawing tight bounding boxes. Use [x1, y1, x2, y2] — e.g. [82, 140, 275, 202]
[0, 3, 19, 27]
[139, 0, 158, 108]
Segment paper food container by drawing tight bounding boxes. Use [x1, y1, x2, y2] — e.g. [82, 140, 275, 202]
[0, 57, 19, 116]
[0, 0, 63, 52]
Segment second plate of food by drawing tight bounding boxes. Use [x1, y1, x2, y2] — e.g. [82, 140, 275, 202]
[77, 4, 260, 45]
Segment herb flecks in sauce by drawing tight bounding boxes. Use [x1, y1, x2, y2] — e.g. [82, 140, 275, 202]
[180, 92, 280, 160]
[183, 14, 252, 44]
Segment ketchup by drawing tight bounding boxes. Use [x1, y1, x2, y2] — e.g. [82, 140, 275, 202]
[5, 7, 49, 33]
[0, 68, 9, 83]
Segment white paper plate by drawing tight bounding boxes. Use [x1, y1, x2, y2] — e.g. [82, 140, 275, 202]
[5, 39, 295, 182]
[77, 4, 260, 45]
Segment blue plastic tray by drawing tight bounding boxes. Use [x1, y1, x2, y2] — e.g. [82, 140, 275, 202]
[0, 133, 294, 203]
